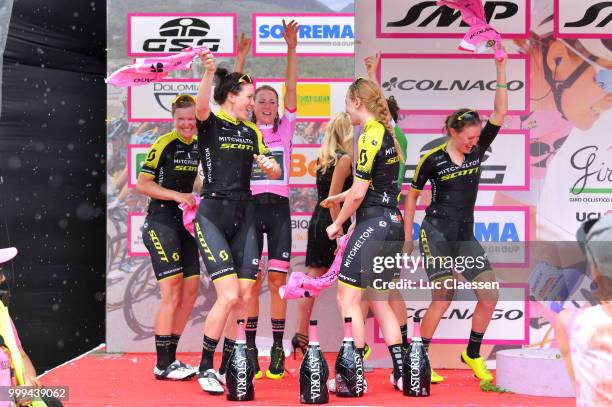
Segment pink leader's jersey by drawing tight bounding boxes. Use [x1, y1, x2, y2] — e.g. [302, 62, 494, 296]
[251, 109, 297, 198]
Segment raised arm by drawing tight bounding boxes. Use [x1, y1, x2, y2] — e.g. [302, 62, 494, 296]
[364, 52, 381, 86]
[488, 53, 508, 126]
[196, 50, 216, 122]
[282, 19, 298, 111]
[233, 33, 251, 73]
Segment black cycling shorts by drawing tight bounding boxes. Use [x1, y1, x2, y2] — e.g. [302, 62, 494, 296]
[194, 198, 260, 282]
[418, 215, 492, 283]
[253, 194, 291, 273]
[142, 212, 200, 281]
[338, 206, 404, 290]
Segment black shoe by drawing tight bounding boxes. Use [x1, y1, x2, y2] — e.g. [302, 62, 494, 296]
[247, 345, 263, 379]
[291, 333, 308, 359]
[266, 344, 286, 379]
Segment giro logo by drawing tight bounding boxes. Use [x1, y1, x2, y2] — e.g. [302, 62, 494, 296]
[555, 0, 612, 36]
[376, 0, 528, 37]
[128, 14, 236, 56]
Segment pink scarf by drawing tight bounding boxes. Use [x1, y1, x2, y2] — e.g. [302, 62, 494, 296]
[279, 229, 354, 300]
[437, 0, 507, 60]
[106, 46, 208, 86]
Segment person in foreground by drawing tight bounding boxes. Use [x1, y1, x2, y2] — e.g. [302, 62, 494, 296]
[555, 213, 612, 406]
[192, 50, 280, 394]
[326, 77, 406, 391]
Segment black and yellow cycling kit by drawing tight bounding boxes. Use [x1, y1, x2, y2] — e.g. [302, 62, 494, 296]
[339, 119, 404, 289]
[140, 130, 200, 281]
[195, 110, 272, 282]
[412, 120, 501, 282]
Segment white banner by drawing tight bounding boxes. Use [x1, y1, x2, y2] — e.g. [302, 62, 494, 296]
[128, 79, 218, 122]
[375, 286, 528, 344]
[408, 207, 529, 267]
[376, 0, 529, 37]
[402, 130, 528, 190]
[289, 145, 319, 187]
[128, 13, 236, 56]
[127, 212, 147, 257]
[555, 0, 612, 37]
[379, 54, 528, 114]
[252, 14, 354, 56]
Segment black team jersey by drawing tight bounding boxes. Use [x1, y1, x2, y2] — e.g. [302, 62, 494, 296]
[141, 130, 199, 213]
[411, 120, 501, 222]
[196, 109, 270, 198]
[355, 119, 401, 208]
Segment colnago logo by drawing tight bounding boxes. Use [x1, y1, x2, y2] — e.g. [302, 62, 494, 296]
[382, 77, 524, 92]
[235, 354, 248, 398]
[128, 14, 236, 56]
[309, 352, 321, 400]
[411, 308, 524, 321]
[410, 348, 421, 394]
[377, 0, 528, 36]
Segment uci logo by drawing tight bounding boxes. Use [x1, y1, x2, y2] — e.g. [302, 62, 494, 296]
[563, 2, 611, 28]
[143, 18, 221, 53]
[387, 1, 519, 29]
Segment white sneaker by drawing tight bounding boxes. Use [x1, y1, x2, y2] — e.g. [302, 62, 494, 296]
[390, 372, 403, 391]
[154, 360, 196, 380]
[327, 378, 368, 394]
[197, 369, 224, 394]
[217, 371, 226, 385]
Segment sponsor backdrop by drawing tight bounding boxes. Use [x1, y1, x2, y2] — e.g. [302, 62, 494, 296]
[358, 0, 611, 369]
[108, 0, 611, 370]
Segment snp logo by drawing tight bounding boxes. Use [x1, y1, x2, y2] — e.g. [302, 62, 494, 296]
[387, 1, 519, 28]
[379, 0, 526, 35]
[142, 18, 220, 53]
[558, 1, 611, 35]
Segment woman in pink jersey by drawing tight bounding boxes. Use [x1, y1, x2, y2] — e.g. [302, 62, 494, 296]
[233, 21, 298, 380]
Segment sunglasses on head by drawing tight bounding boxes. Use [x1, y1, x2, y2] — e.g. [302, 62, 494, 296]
[451, 110, 480, 128]
[171, 94, 196, 105]
[231, 74, 253, 92]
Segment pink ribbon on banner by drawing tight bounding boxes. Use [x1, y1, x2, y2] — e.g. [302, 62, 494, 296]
[279, 229, 354, 300]
[437, 0, 507, 60]
[105, 46, 208, 86]
[179, 195, 201, 237]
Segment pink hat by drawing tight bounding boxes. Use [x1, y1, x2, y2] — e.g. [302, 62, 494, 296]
[0, 247, 18, 264]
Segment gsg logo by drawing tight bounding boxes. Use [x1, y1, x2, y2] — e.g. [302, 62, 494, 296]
[128, 14, 236, 56]
[143, 18, 220, 53]
[376, 0, 528, 37]
[556, 0, 612, 37]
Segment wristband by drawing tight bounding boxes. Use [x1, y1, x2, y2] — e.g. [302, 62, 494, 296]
[496, 83, 508, 89]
